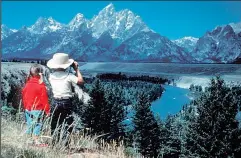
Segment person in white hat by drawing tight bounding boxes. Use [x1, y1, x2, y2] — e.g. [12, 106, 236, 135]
[46, 53, 84, 147]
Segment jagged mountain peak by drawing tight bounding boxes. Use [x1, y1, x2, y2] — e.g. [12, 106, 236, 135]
[70, 13, 85, 22]
[120, 9, 133, 14]
[35, 16, 57, 24]
[1, 24, 17, 32]
[47, 17, 57, 23]
[28, 16, 64, 34]
[212, 22, 239, 36]
[208, 24, 235, 38]
[76, 13, 84, 18]
[182, 36, 198, 41]
[68, 13, 87, 30]
[1, 25, 18, 40]
[172, 36, 198, 53]
[230, 21, 241, 34]
[222, 25, 235, 34]
[103, 3, 115, 12]
[98, 3, 115, 17]
[89, 3, 149, 40]
[193, 22, 241, 63]
[117, 9, 139, 21]
[173, 36, 198, 43]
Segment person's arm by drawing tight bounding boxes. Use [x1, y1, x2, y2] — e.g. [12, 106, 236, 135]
[72, 61, 84, 85]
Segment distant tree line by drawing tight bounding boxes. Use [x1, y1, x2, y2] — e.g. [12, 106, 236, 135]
[97, 72, 169, 84]
[2, 59, 48, 65]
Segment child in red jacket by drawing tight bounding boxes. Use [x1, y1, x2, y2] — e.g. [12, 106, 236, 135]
[22, 64, 50, 146]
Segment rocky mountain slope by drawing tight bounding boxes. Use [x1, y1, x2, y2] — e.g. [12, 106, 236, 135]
[172, 36, 198, 52]
[1, 4, 241, 63]
[192, 25, 241, 63]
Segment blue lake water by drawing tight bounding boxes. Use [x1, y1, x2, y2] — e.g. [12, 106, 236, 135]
[151, 85, 191, 120]
[125, 85, 191, 126]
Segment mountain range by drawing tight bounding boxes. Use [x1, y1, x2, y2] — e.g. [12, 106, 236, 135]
[1, 3, 241, 63]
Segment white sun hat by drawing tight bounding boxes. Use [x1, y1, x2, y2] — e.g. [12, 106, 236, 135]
[47, 53, 74, 69]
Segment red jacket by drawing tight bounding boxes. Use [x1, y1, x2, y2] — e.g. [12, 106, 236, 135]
[22, 77, 50, 115]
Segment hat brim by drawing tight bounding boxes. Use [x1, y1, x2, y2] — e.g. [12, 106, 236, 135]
[47, 59, 74, 69]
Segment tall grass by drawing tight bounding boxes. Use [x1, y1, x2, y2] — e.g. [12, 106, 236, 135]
[1, 107, 140, 158]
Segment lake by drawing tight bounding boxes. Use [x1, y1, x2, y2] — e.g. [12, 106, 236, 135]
[151, 85, 191, 120]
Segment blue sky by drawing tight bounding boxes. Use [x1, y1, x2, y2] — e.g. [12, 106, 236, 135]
[2, 1, 241, 40]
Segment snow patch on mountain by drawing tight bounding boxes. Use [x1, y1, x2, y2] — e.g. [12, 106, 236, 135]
[28, 17, 64, 34]
[1, 25, 18, 40]
[192, 25, 241, 63]
[114, 31, 191, 62]
[230, 21, 241, 34]
[89, 3, 150, 42]
[173, 36, 198, 52]
[69, 13, 88, 31]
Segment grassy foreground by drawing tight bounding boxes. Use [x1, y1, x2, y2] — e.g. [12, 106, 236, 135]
[1, 114, 138, 158]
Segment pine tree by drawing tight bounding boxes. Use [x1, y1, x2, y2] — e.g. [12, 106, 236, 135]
[186, 77, 241, 157]
[82, 79, 127, 143]
[82, 79, 108, 135]
[133, 92, 161, 158]
[161, 115, 181, 158]
[104, 86, 126, 142]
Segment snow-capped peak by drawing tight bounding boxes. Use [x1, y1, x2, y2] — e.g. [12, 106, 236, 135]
[89, 4, 116, 38]
[47, 17, 56, 24]
[182, 36, 198, 42]
[173, 36, 198, 44]
[98, 3, 115, 17]
[104, 3, 114, 11]
[229, 21, 241, 34]
[89, 3, 149, 40]
[1, 25, 18, 40]
[173, 36, 199, 52]
[70, 13, 85, 23]
[28, 17, 63, 34]
[69, 13, 87, 30]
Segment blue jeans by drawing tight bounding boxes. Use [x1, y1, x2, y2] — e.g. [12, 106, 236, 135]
[25, 110, 44, 136]
[51, 98, 74, 146]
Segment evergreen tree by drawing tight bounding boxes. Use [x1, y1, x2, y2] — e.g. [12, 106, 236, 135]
[82, 79, 127, 143]
[133, 92, 161, 158]
[155, 115, 167, 158]
[104, 86, 126, 142]
[82, 79, 108, 135]
[161, 115, 181, 158]
[186, 77, 241, 157]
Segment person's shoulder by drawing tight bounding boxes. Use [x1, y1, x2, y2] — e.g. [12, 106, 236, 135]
[68, 73, 76, 77]
[68, 73, 78, 79]
[49, 72, 60, 79]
